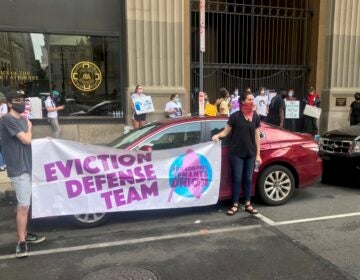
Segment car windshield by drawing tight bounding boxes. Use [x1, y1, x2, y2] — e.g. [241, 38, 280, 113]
[108, 122, 163, 149]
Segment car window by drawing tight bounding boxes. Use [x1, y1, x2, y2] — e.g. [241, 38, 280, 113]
[206, 120, 230, 146]
[90, 102, 120, 116]
[109, 123, 161, 149]
[137, 122, 202, 150]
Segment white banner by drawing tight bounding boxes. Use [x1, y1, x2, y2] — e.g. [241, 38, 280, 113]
[31, 139, 221, 218]
[133, 96, 155, 114]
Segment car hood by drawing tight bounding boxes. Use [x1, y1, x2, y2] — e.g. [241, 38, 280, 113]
[322, 124, 360, 139]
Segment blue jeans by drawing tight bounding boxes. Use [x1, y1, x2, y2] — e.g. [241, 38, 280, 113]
[229, 155, 255, 203]
[0, 145, 5, 167]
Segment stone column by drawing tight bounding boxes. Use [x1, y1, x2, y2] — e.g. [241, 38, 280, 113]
[321, 0, 360, 132]
[125, 0, 190, 122]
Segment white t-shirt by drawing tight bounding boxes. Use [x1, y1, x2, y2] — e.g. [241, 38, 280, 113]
[45, 97, 58, 118]
[165, 100, 182, 118]
[255, 95, 268, 116]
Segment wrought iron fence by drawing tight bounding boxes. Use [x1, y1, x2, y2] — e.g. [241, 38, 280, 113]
[191, 0, 312, 108]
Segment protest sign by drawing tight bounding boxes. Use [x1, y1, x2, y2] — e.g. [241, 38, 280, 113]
[31, 139, 221, 218]
[285, 100, 300, 119]
[133, 96, 154, 114]
[304, 104, 322, 119]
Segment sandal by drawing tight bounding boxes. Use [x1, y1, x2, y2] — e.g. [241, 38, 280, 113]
[227, 204, 239, 216]
[245, 204, 258, 215]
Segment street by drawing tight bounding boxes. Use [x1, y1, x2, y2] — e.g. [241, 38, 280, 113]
[0, 182, 359, 280]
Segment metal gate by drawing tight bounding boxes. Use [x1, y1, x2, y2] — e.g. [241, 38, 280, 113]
[191, 0, 313, 110]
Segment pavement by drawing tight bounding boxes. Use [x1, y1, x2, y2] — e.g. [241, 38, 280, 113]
[0, 170, 13, 200]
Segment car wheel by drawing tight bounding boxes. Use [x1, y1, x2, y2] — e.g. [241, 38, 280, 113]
[257, 165, 295, 206]
[69, 213, 111, 228]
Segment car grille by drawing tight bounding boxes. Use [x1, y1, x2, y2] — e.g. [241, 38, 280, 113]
[320, 138, 352, 154]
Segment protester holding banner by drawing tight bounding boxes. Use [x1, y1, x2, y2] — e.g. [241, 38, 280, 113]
[130, 84, 147, 128]
[284, 88, 299, 131]
[212, 90, 261, 216]
[0, 90, 45, 258]
[302, 86, 320, 135]
[165, 94, 183, 118]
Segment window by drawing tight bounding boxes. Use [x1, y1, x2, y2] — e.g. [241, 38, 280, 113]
[206, 120, 230, 146]
[0, 32, 122, 119]
[137, 122, 202, 150]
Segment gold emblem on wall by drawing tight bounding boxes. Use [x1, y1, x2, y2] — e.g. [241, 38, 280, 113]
[71, 61, 102, 92]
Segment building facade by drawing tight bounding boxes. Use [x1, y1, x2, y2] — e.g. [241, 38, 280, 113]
[0, 0, 358, 144]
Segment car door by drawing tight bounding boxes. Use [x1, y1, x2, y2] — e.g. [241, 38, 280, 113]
[204, 120, 232, 200]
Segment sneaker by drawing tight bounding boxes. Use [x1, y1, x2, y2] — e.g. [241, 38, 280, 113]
[25, 233, 46, 244]
[15, 241, 29, 258]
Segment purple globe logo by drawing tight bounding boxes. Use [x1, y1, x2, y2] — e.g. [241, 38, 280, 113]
[168, 149, 212, 201]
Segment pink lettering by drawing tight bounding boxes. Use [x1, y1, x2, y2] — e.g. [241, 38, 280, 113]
[65, 180, 82, 198]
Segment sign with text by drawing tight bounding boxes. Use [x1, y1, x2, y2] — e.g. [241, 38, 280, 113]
[285, 100, 300, 119]
[304, 104, 322, 119]
[132, 95, 155, 114]
[31, 139, 221, 218]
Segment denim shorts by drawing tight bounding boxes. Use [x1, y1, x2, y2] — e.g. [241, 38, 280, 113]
[10, 173, 32, 207]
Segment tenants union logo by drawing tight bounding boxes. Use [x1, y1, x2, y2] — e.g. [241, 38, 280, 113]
[71, 61, 102, 92]
[168, 149, 212, 201]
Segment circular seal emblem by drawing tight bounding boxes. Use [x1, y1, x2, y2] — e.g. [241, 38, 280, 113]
[71, 61, 102, 92]
[168, 149, 212, 201]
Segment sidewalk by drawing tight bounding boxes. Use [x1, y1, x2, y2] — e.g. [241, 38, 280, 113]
[0, 170, 14, 200]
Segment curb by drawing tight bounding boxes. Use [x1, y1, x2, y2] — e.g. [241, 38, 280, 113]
[0, 183, 15, 201]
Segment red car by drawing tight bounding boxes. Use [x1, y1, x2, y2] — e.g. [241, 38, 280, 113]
[72, 116, 322, 226]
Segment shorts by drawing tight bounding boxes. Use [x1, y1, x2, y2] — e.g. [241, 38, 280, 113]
[10, 173, 32, 207]
[133, 112, 146, 121]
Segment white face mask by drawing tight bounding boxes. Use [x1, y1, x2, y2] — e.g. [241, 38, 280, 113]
[288, 92, 294, 97]
[174, 97, 179, 102]
[234, 90, 239, 96]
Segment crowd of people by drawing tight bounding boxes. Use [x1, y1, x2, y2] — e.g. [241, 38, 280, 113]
[0, 83, 359, 259]
[205, 86, 328, 135]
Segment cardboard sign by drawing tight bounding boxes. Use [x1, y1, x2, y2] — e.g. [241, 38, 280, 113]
[133, 96, 155, 114]
[303, 104, 322, 119]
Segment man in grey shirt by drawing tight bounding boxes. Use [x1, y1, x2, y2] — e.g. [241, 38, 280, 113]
[0, 90, 45, 258]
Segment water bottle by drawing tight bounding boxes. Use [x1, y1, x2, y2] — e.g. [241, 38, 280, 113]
[254, 160, 260, 173]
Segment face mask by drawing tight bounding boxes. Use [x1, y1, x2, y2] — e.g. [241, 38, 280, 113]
[241, 101, 254, 114]
[234, 90, 238, 96]
[12, 103, 26, 114]
[260, 90, 265, 95]
[288, 92, 294, 97]
[174, 97, 179, 102]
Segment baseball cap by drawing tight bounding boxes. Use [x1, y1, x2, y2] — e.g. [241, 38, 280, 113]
[5, 90, 23, 102]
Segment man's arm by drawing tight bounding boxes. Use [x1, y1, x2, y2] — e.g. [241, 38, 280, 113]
[16, 119, 32, 145]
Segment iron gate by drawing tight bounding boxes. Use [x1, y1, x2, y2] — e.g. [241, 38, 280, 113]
[191, 0, 313, 111]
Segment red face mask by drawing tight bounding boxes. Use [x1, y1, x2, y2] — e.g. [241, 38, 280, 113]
[240, 101, 254, 121]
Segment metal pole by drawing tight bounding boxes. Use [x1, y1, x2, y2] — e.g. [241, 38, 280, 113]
[199, 0, 205, 92]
